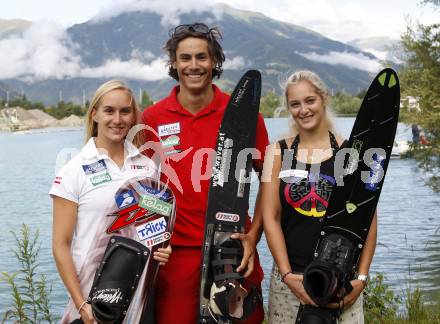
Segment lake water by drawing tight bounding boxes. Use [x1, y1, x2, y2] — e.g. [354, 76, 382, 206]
[0, 118, 439, 317]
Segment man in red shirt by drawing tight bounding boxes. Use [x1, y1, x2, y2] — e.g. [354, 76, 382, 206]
[142, 23, 269, 323]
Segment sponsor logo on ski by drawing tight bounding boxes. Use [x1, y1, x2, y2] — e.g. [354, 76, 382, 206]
[252, 78, 259, 103]
[158, 122, 180, 137]
[82, 159, 107, 174]
[92, 288, 123, 304]
[145, 232, 171, 248]
[115, 189, 137, 208]
[345, 140, 363, 175]
[90, 172, 112, 186]
[107, 205, 149, 233]
[138, 183, 171, 200]
[215, 212, 240, 223]
[278, 169, 308, 179]
[139, 194, 172, 216]
[213, 134, 232, 187]
[232, 78, 249, 106]
[136, 217, 167, 241]
[161, 135, 180, 148]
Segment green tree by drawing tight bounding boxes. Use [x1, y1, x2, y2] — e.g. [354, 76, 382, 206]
[45, 101, 85, 119]
[356, 88, 367, 100]
[330, 92, 362, 116]
[260, 90, 283, 118]
[399, 21, 440, 190]
[2, 95, 45, 111]
[141, 90, 154, 110]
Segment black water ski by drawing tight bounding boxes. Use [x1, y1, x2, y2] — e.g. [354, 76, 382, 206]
[298, 69, 400, 320]
[199, 70, 262, 323]
[71, 177, 176, 324]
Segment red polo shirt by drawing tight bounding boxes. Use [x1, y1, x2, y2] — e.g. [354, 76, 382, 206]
[142, 84, 269, 246]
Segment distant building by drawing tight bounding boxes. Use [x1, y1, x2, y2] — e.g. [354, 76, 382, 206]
[400, 96, 421, 112]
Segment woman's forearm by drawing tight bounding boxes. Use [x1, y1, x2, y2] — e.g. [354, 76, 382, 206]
[53, 240, 87, 310]
[264, 216, 292, 275]
[357, 212, 377, 276]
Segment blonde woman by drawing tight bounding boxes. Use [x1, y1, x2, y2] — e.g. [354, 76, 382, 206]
[262, 71, 377, 323]
[50, 80, 171, 323]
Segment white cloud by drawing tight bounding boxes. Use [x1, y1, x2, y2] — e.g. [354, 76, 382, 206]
[80, 57, 168, 80]
[298, 51, 382, 73]
[223, 56, 247, 70]
[0, 21, 169, 81]
[211, 0, 440, 42]
[130, 48, 155, 61]
[0, 21, 83, 80]
[92, 0, 224, 27]
[363, 49, 388, 61]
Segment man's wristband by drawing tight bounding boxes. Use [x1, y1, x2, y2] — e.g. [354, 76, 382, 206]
[280, 271, 293, 283]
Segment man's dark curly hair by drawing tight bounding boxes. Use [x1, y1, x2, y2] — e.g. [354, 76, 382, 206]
[164, 23, 226, 81]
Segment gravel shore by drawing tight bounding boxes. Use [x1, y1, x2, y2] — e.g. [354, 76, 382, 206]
[0, 106, 84, 131]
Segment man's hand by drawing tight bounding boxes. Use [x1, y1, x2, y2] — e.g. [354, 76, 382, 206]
[230, 232, 256, 277]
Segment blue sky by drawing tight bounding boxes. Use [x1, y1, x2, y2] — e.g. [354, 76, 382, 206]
[2, 0, 439, 41]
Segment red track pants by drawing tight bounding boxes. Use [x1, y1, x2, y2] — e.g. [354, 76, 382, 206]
[154, 246, 265, 324]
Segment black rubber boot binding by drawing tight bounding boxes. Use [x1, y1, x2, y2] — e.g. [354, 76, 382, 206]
[88, 236, 150, 324]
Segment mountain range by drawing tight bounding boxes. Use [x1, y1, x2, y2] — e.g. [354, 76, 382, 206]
[0, 4, 382, 105]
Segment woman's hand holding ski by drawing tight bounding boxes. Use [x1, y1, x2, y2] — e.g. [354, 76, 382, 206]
[325, 278, 365, 310]
[153, 245, 172, 266]
[284, 273, 317, 306]
[79, 303, 95, 324]
[342, 279, 366, 308]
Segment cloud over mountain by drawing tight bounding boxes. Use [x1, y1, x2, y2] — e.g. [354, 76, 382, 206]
[298, 51, 382, 73]
[0, 20, 170, 81]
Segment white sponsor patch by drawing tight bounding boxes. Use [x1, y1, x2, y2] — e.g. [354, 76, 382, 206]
[136, 217, 167, 241]
[215, 212, 240, 223]
[278, 169, 308, 179]
[145, 232, 171, 248]
[161, 135, 180, 148]
[158, 122, 180, 137]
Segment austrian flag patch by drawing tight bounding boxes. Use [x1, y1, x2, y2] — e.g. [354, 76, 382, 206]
[131, 165, 148, 170]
